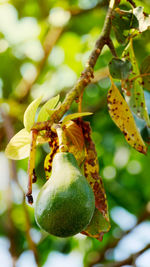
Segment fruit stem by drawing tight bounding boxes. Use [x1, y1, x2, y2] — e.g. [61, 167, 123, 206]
[55, 124, 68, 152]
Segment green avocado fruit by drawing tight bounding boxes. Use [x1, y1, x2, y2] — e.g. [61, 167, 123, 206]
[35, 152, 95, 237]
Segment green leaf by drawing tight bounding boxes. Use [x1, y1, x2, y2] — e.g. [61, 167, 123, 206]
[133, 6, 150, 32]
[82, 208, 110, 240]
[140, 55, 150, 91]
[109, 57, 132, 80]
[62, 112, 92, 126]
[5, 129, 31, 160]
[123, 39, 150, 125]
[107, 77, 147, 154]
[141, 125, 150, 144]
[24, 96, 42, 131]
[112, 8, 139, 44]
[37, 95, 60, 122]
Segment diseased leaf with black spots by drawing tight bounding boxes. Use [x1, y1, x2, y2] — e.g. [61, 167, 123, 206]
[108, 77, 147, 154]
[80, 121, 110, 241]
[140, 55, 150, 91]
[122, 38, 150, 125]
[44, 135, 59, 179]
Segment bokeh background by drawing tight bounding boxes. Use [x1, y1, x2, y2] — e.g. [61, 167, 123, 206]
[0, 0, 150, 266]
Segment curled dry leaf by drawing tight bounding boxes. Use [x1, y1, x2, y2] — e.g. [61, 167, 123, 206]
[80, 121, 110, 241]
[63, 120, 84, 151]
[107, 77, 147, 154]
[44, 134, 59, 180]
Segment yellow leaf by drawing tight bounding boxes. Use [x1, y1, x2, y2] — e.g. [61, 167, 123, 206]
[37, 95, 60, 122]
[5, 128, 31, 160]
[107, 78, 147, 154]
[24, 96, 42, 131]
[64, 120, 84, 151]
[80, 121, 110, 240]
[62, 112, 92, 126]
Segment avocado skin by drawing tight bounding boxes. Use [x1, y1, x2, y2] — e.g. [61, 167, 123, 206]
[35, 152, 95, 237]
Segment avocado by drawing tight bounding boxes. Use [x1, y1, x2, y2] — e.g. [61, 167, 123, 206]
[35, 152, 95, 237]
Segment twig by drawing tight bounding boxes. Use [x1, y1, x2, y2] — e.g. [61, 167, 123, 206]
[78, 90, 84, 113]
[127, 0, 136, 8]
[107, 38, 117, 57]
[15, 27, 63, 100]
[14, 0, 109, 101]
[105, 243, 150, 267]
[88, 202, 150, 267]
[32, 0, 119, 132]
[69, 0, 109, 15]
[129, 72, 150, 82]
[26, 130, 38, 203]
[1, 110, 39, 266]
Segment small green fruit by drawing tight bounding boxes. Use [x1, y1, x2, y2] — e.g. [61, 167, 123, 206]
[35, 152, 95, 237]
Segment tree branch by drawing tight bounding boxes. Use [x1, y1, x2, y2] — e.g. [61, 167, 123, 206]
[14, 0, 109, 101]
[105, 243, 150, 267]
[15, 26, 63, 100]
[88, 202, 150, 266]
[1, 109, 39, 266]
[32, 0, 118, 131]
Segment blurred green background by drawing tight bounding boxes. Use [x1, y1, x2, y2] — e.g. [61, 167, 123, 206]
[0, 0, 150, 266]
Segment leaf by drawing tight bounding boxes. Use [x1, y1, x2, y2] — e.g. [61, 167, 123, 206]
[141, 126, 150, 144]
[46, 101, 62, 118]
[63, 121, 84, 151]
[62, 112, 92, 126]
[24, 96, 42, 131]
[44, 121, 85, 179]
[37, 95, 60, 122]
[112, 8, 139, 44]
[140, 55, 150, 91]
[44, 136, 59, 179]
[5, 128, 31, 160]
[80, 121, 110, 240]
[122, 39, 150, 125]
[109, 58, 132, 80]
[107, 78, 147, 154]
[82, 208, 110, 240]
[133, 6, 150, 32]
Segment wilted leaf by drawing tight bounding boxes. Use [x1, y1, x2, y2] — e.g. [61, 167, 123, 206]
[37, 95, 60, 122]
[112, 8, 139, 44]
[140, 55, 150, 91]
[24, 96, 42, 131]
[123, 39, 150, 125]
[107, 78, 147, 154]
[82, 208, 110, 240]
[62, 112, 92, 126]
[5, 128, 31, 160]
[80, 121, 110, 240]
[133, 6, 150, 32]
[109, 57, 132, 80]
[63, 120, 84, 151]
[44, 137, 59, 179]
